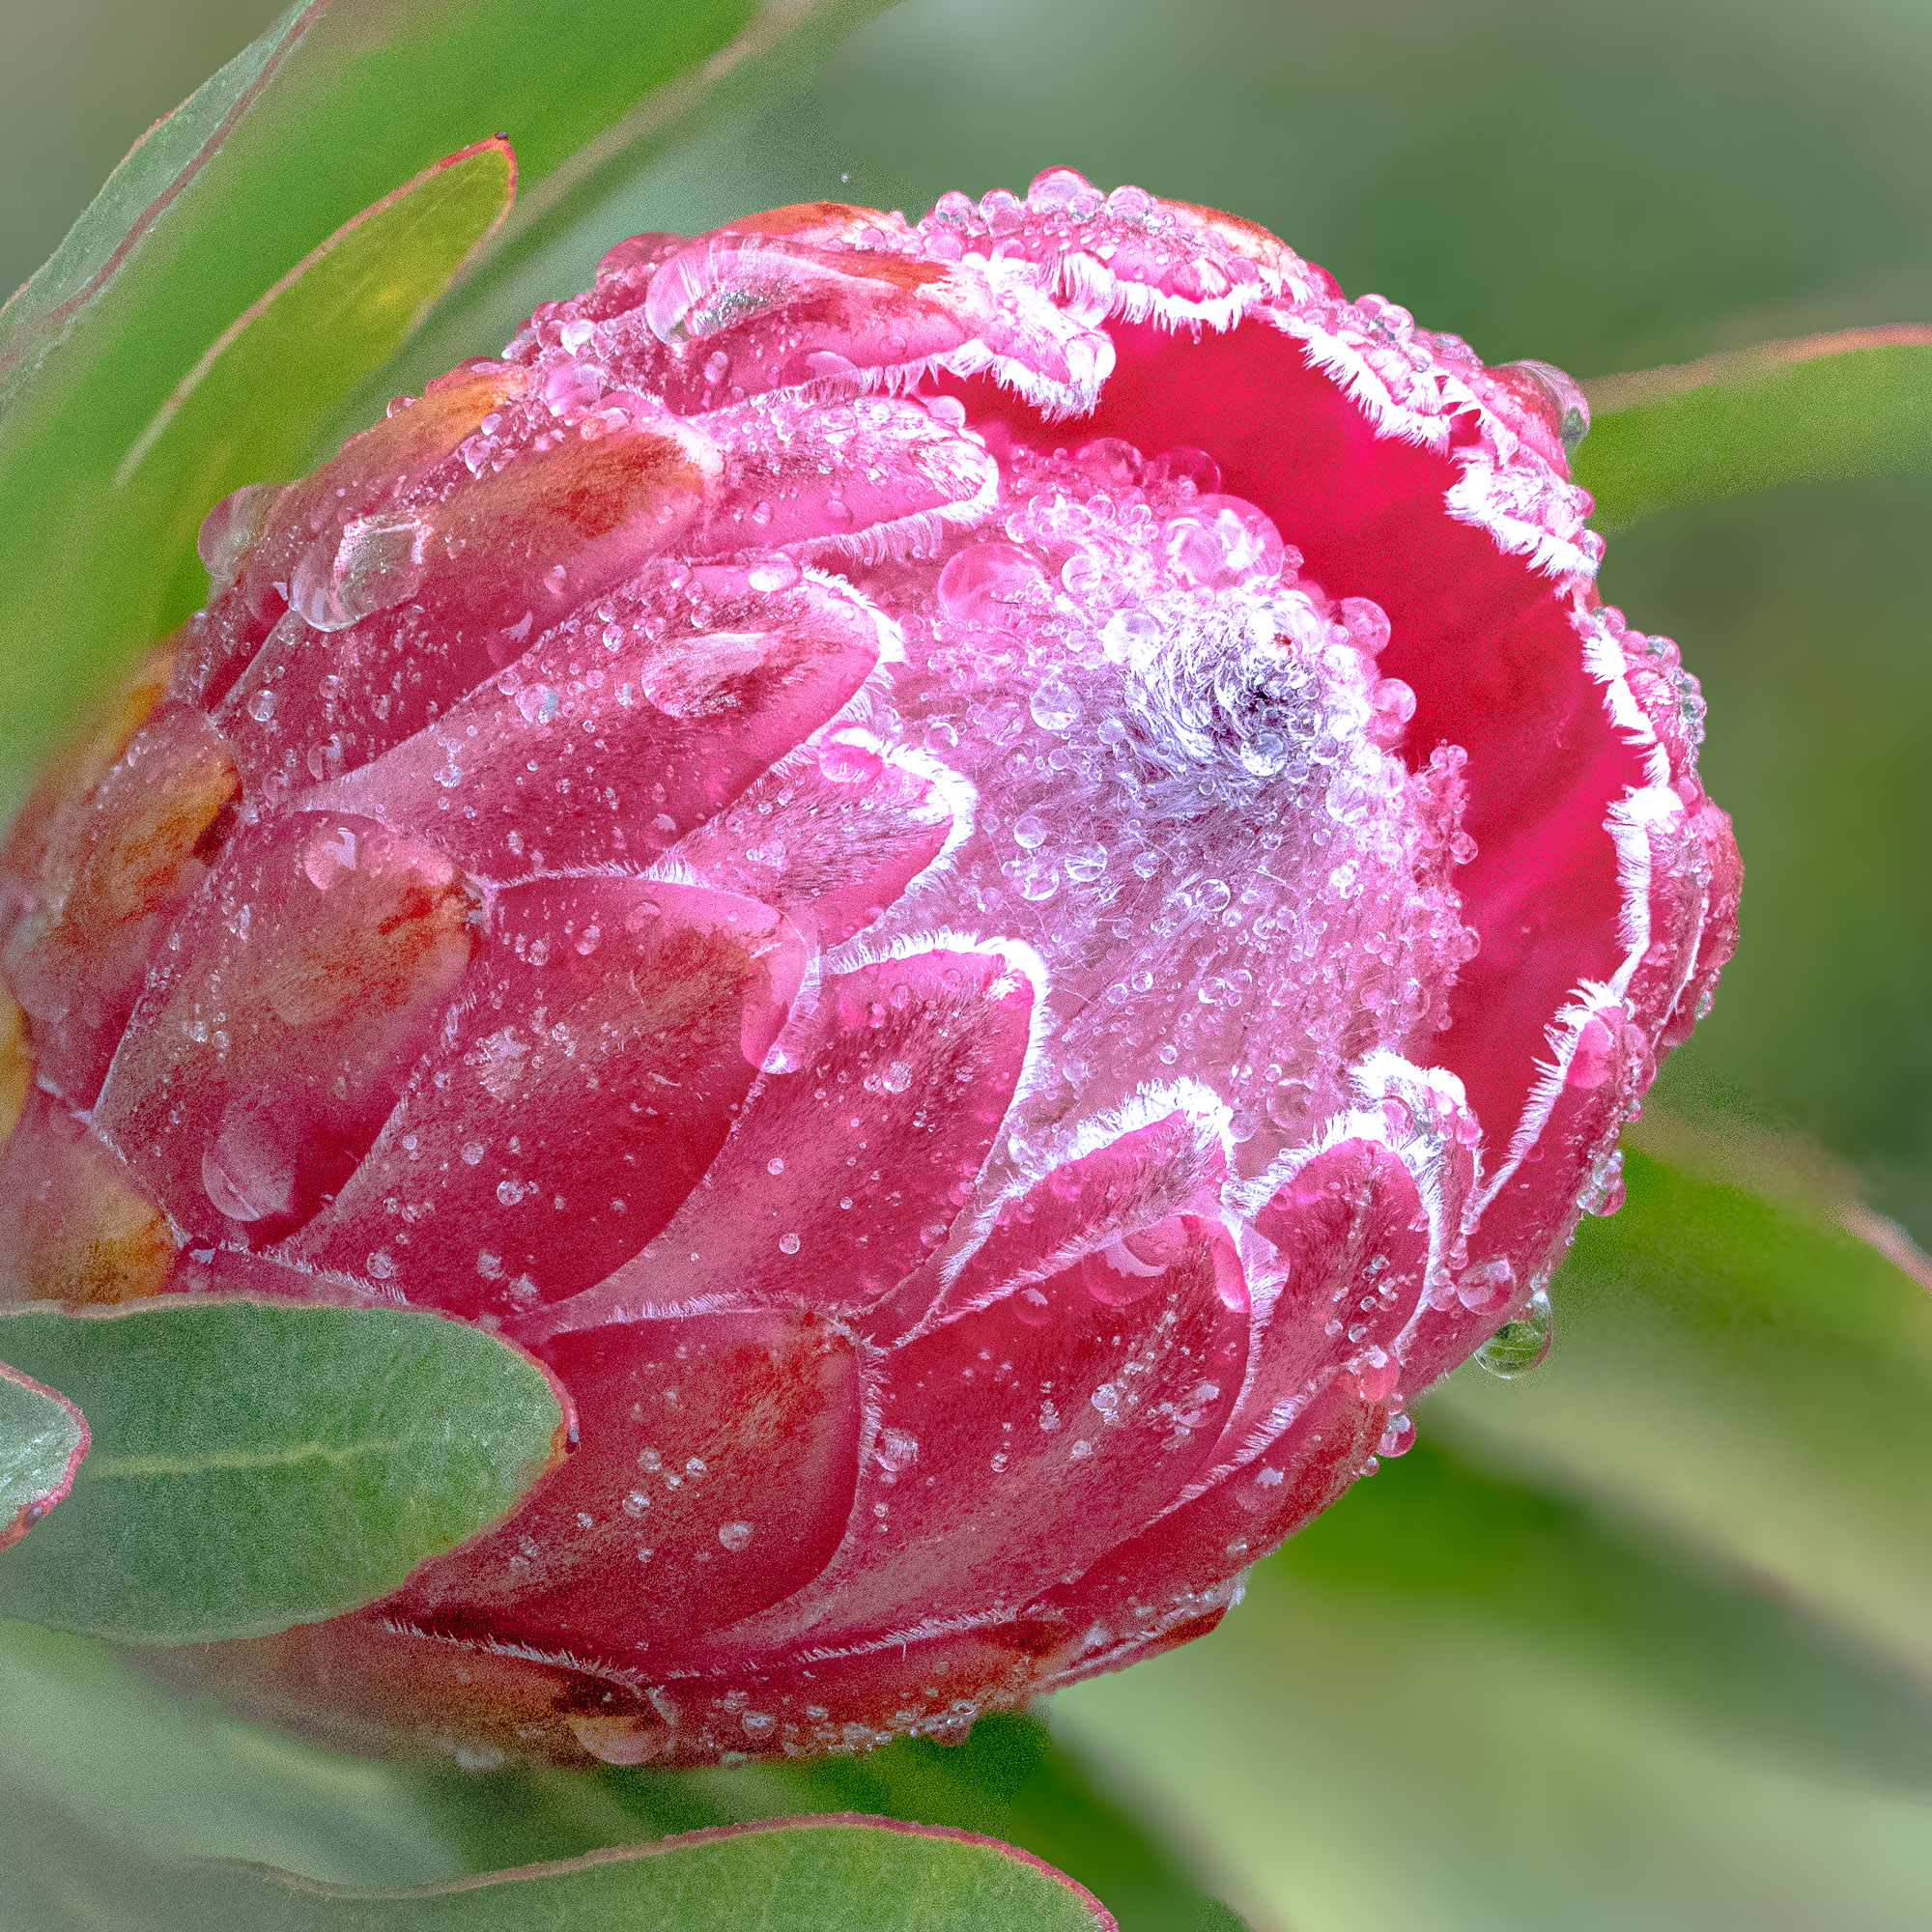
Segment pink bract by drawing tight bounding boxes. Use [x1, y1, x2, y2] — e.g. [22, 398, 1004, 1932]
[0, 169, 1737, 1766]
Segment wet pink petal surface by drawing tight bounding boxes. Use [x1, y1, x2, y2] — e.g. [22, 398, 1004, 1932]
[534, 944, 1036, 1334]
[2, 170, 1737, 1766]
[281, 874, 805, 1318]
[389, 1308, 865, 1663]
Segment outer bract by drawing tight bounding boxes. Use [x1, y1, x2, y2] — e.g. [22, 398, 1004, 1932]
[0, 170, 1737, 1767]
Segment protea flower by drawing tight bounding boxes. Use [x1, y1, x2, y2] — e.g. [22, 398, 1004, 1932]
[0, 168, 1736, 1767]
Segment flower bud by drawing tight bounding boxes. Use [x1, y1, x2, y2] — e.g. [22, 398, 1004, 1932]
[0, 170, 1736, 1766]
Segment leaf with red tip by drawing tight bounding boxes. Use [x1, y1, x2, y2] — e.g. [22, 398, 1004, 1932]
[0, 1297, 569, 1644]
[1578, 326, 1932, 530]
[0, 0, 896, 810]
[113, 136, 517, 496]
[0, 1358, 88, 1549]
[1, 1794, 1116, 1932]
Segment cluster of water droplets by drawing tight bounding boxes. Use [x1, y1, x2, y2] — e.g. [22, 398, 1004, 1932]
[848, 426, 1480, 1183]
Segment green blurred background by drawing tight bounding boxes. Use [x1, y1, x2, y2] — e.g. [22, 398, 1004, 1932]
[5, 2, 1932, 1928]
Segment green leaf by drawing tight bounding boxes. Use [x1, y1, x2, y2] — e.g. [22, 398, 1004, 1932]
[1045, 1120, 1932, 1932]
[1, 1788, 1113, 1932]
[1423, 1123, 1932, 1690]
[0, 1360, 87, 1549]
[0, 1, 326, 388]
[1057, 1430, 1932, 1932]
[0, 1615, 1232, 1929]
[1600, 468, 1932, 1242]
[0, 1298, 567, 1644]
[0, 1618, 466, 1885]
[111, 132, 515, 497]
[449, 1714, 1247, 1932]
[1576, 325, 1932, 530]
[0, 0, 894, 810]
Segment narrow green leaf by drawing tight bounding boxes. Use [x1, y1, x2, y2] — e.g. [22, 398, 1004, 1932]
[113, 133, 515, 496]
[2, 1791, 1113, 1932]
[0, 1360, 88, 1549]
[0, 1298, 567, 1644]
[0, 0, 326, 390]
[0, 0, 893, 813]
[1577, 325, 1932, 530]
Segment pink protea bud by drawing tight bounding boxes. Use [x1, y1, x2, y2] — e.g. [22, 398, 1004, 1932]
[0, 169, 1737, 1766]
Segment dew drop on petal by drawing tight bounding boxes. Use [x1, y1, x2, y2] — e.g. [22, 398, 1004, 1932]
[1475, 1288, 1553, 1378]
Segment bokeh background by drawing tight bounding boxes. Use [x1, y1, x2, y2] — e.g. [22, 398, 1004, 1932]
[4, 2, 1932, 1927]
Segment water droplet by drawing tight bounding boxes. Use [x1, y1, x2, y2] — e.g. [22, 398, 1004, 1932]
[1353, 1345, 1401, 1403]
[1013, 1287, 1053, 1326]
[1456, 1258, 1516, 1315]
[245, 688, 277, 724]
[542, 360, 604, 416]
[1150, 445, 1221, 493]
[747, 556, 798, 592]
[1475, 1287, 1552, 1378]
[779, 1232, 801, 1255]
[1338, 595, 1391, 657]
[1585, 1150, 1627, 1217]
[718, 1520, 753, 1552]
[1031, 679, 1083, 732]
[1499, 357, 1591, 455]
[937, 543, 1046, 629]
[196, 482, 276, 592]
[1064, 842, 1108, 884]
[766, 1155, 786, 1177]
[1565, 1014, 1618, 1090]
[645, 238, 822, 343]
[300, 823, 357, 889]
[1015, 859, 1060, 902]
[1028, 165, 1101, 214]
[201, 1102, 296, 1223]
[875, 1427, 919, 1473]
[516, 684, 559, 726]
[291, 514, 431, 631]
